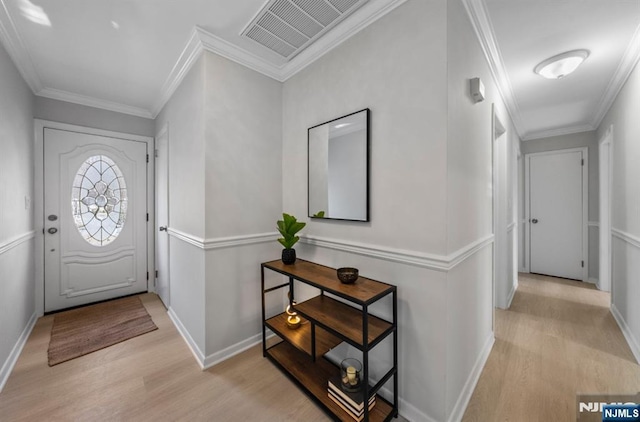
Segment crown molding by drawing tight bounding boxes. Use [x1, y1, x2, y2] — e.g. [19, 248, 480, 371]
[0, 0, 42, 92]
[522, 123, 596, 141]
[2, 0, 408, 120]
[196, 26, 284, 81]
[36, 87, 154, 119]
[278, 0, 408, 81]
[151, 28, 205, 118]
[152, 0, 408, 116]
[462, 0, 527, 139]
[591, 21, 640, 130]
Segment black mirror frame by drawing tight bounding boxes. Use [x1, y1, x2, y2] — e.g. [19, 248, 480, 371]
[307, 108, 370, 222]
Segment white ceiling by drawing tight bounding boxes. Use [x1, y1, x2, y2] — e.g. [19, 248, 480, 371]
[467, 0, 640, 140]
[1, 0, 639, 138]
[0, 0, 406, 118]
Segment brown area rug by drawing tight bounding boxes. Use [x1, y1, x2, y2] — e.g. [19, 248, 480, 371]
[47, 295, 157, 366]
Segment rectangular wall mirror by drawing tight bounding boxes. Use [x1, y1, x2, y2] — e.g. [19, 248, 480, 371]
[308, 108, 369, 222]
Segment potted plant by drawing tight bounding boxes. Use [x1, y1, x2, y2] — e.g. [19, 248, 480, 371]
[277, 213, 306, 265]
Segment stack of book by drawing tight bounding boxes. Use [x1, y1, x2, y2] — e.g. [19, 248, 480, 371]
[328, 375, 375, 421]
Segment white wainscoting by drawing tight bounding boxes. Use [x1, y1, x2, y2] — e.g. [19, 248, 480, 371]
[0, 231, 36, 392]
[447, 332, 495, 422]
[167, 307, 205, 368]
[0, 231, 35, 256]
[610, 228, 640, 364]
[0, 312, 37, 392]
[168, 229, 496, 421]
[611, 304, 640, 365]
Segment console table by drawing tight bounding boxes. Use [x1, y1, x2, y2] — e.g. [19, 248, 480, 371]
[261, 259, 398, 421]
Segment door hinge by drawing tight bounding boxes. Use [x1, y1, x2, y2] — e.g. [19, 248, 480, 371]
[155, 270, 158, 278]
[146, 154, 149, 163]
[581, 260, 584, 268]
[155, 149, 159, 158]
[581, 159, 584, 166]
[147, 271, 149, 280]
[146, 213, 149, 222]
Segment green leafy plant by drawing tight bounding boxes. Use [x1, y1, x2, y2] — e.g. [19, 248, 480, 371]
[312, 210, 325, 218]
[277, 213, 306, 249]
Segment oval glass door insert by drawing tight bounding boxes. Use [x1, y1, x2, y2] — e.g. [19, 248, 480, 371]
[71, 155, 128, 246]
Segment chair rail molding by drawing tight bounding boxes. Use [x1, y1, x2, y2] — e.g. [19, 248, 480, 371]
[612, 228, 640, 249]
[0, 231, 35, 256]
[167, 228, 278, 250]
[301, 234, 495, 272]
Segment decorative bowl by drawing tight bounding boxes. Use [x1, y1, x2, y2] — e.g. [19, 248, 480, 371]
[337, 267, 359, 284]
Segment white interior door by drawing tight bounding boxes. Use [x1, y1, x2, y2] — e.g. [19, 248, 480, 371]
[155, 126, 170, 307]
[44, 128, 148, 312]
[529, 149, 584, 280]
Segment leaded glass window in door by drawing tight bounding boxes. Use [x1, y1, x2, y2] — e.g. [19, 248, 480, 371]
[71, 155, 128, 246]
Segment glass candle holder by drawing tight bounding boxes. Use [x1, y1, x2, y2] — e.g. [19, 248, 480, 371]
[340, 358, 362, 393]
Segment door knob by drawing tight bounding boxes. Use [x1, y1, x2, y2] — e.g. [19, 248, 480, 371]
[159, 226, 167, 232]
[531, 219, 538, 224]
[48, 227, 58, 234]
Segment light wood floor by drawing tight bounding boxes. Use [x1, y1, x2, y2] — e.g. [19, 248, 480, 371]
[0, 294, 338, 421]
[463, 273, 640, 421]
[2, 274, 638, 421]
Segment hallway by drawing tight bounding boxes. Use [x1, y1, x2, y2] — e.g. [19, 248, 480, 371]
[463, 273, 640, 421]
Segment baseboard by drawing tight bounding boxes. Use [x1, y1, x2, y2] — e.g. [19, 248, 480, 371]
[167, 307, 205, 369]
[0, 312, 37, 392]
[370, 379, 438, 422]
[506, 279, 518, 309]
[610, 304, 640, 365]
[398, 397, 439, 422]
[202, 333, 263, 370]
[447, 332, 495, 422]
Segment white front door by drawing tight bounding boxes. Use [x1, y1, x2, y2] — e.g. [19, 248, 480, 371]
[44, 128, 148, 312]
[528, 149, 585, 281]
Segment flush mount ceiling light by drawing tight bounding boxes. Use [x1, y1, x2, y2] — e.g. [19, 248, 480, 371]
[534, 49, 590, 80]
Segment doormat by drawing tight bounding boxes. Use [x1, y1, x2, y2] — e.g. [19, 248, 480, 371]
[47, 296, 157, 366]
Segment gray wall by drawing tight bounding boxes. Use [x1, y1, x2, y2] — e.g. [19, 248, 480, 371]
[521, 131, 599, 281]
[597, 57, 640, 363]
[283, 1, 448, 420]
[445, 0, 520, 418]
[282, 0, 518, 420]
[35, 97, 155, 137]
[0, 41, 36, 390]
[154, 50, 283, 363]
[155, 55, 207, 354]
[202, 51, 282, 359]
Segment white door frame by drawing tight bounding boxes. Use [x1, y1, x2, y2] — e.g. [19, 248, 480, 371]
[598, 126, 613, 292]
[492, 104, 506, 319]
[34, 119, 155, 316]
[155, 122, 170, 307]
[524, 147, 589, 282]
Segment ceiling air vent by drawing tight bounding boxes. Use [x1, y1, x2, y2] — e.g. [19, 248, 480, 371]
[242, 0, 369, 60]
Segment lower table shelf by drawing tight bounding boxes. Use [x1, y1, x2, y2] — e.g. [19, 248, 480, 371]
[266, 341, 394, 422]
